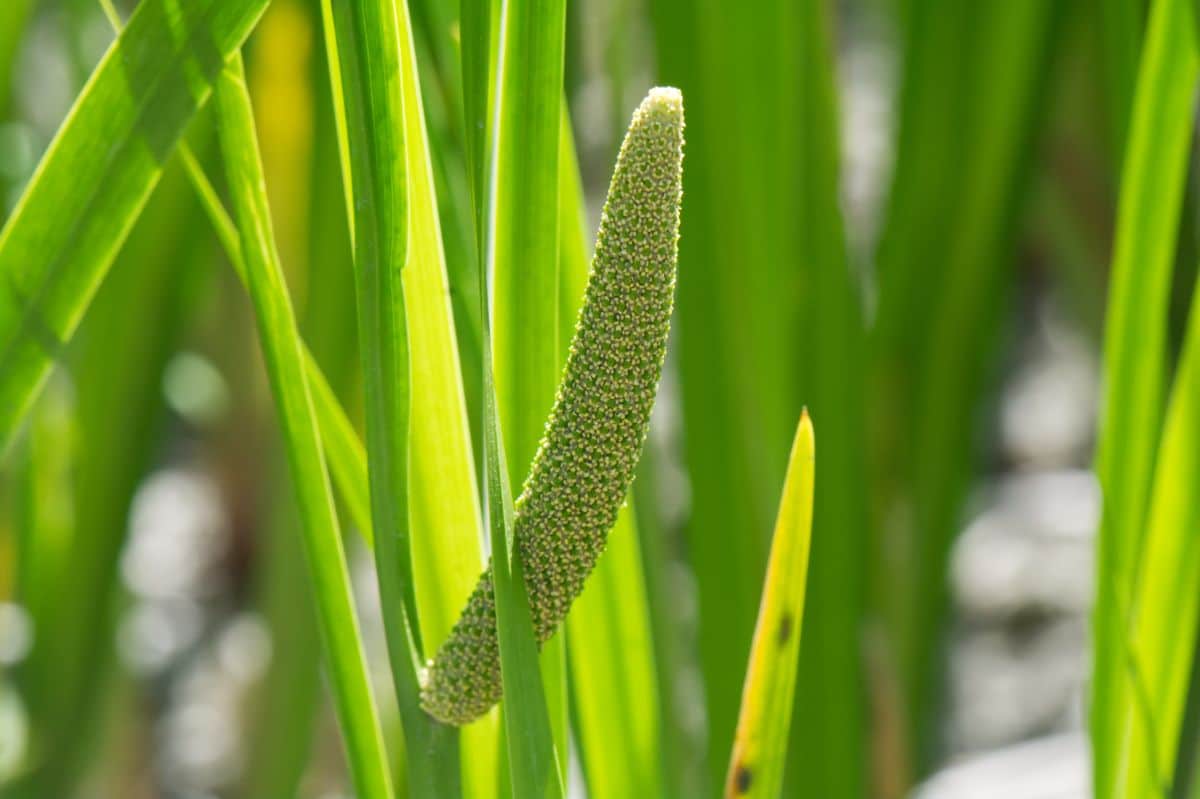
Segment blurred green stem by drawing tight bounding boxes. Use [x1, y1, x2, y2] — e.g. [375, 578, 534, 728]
[214, 53, 393, 798]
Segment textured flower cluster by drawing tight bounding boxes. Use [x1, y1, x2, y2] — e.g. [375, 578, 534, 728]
[420, 87, 685, 725]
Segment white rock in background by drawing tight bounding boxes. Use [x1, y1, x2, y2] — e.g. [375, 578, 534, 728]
[952, 470, 1098, 618]
[914, 733, 1089, 799]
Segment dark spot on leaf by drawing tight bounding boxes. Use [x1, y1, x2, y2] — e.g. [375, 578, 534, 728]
[734, 764, 753, 794]
[777, 613, 793, 646]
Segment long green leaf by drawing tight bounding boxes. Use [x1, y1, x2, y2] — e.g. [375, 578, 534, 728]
[868, 1, 1062, 774]
[456, 2, 541, 795]
[1119, 255, 1200, 799]
[457, 0, 498, 452]
[323, 0, 465, 794]
[393, 0, 485, 656]
[1091, 1, 1199, 794]
[648, 5, 803, 788]
[490, 0, 565, 497]
[1097, 0, 1145, 160]
[482, 366, 560, 798]
[554, 109, 589, 351]
[299, 8, 360, 402]
[240, 6, 348, 792]
[391, 3, 503, 793]
[789, 4, 868, 795]
[905, 0, 1061, 748]
[486, 0, 569, 781]
[461, 0, 497, 248]
[649, 5, 867, 794]
[486, 0, 568, 789]
[474, 152, 557, 799]
[726, 410, 816, 799]
[403, 11, 488, 487]
[0, 0, 269, 450]
[213, 53, 393, 799]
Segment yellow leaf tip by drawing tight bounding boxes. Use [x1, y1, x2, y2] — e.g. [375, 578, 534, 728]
[797, 407, 814, 457]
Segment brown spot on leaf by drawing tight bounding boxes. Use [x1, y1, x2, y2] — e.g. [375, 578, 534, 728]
[777, 613, 793, 646]
[734, 764, 753, 794]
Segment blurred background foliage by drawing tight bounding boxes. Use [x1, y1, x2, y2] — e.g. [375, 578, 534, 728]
[0, 0, 1197, 797]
